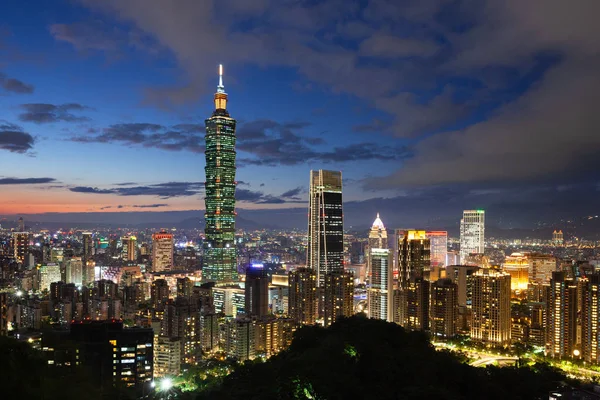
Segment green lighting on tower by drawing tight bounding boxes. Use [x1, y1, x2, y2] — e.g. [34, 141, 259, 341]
[203, 64, 238, 282]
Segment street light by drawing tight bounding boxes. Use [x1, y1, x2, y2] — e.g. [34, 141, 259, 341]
[160, 378, 173, 391]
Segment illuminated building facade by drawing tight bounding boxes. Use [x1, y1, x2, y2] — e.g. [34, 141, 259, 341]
[212, 285, 245, 317]
[547, 271, 577, 359]
[40, 264, 62, 292]
[307, 170, 343, 287]
[503, 252, 529, 292]
[396, 230, 430, 284]
[66, 257, 83, 285]
[121, 236, 137, 262]
[288, 267, 317, 325]
[154, 336, 181, 378]
[11, 232, 29, 264]
[225, 318, 256, 361]
[367, 248, 393, 321]
[430, 278, 458, 338]
[426, 231, 448, 268]
[323, 271, 354, 327]
[553, 230, 564, 245]
[367, 213, 388, 280]
[204, 65, 238, 283]
[151, 279, 170, 309]
[471, 268, 511, 345]
[582, 274, 600, 364]
[152, 230, 174, 272]
[445, 265, 480, 308]
[528, 253, 557, 284]
[460, 210, 485, 263]
[82, 232, 93, 282]
[397, 277, 429, 331]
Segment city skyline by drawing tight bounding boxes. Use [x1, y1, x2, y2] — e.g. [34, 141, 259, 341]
[1, 1, 599, 229]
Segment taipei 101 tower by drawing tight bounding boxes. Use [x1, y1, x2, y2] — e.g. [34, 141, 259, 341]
[203, 65, 238, 282]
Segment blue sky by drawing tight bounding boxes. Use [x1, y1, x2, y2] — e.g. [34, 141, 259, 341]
[1, 0, 599, 228]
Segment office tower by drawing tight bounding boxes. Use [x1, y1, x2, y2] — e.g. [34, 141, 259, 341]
[43, 321, 153, 390]
[307, 170, 343, 287]
[528, 253, 557, 284]
[547, 271, 577, 359]
[225, 318, 256, 361]
[471, 269, 511, 345]
[323, 271, 354, 327]
[11, 232, 29, 264]
[204, 65, 238, 283]
[430, 278, 458, 339]
[121, 236, 137, 262]
[553, 230, 564, 246]
[152, 230, 174, 272]
[426, 231, 448, 268]
[288, 267, 317, 325]
[200, 313, 221, 352]
[397, 278, 430, 331]
[367, 214, 388, 278]
[40, 264, 62, 292]
[367, 248, 393, 321]
[176, 277, 194, 299]
[460, 210, 485, 263]
[212, 285, 245, 317]
[503, 252, 529, 292]
[151, 279, 170, 309]
[445, 265, 480, 308]
[17, 216, 24, 232]
[245, 264, 269, 317]
[65, 257, 83, 285]
[582, 274, 600, 364]
[154, 336, 181, 378]
[396, 230, 430, 284]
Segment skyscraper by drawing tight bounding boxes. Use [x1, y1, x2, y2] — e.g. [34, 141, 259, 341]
[203, 64, 238, 283]
[460, 210, 485, 263]
[471, 268, 511, 345]
[11, 232, 29, 264]
[17, 216, 24, 232]
[121, 236, 137, 262]
[396, 230, 430, 284]
[426, 231, 448, 268]
[323, 271, 354, 327]
[245, 264, 269, 317]
[288, 267, 317, 325]
[307, 170, 343, 287]
[582, 274, 600, 364]
[82, 232, 93, 284]
[368, 248, 392, 321]
[503, 252, 529, 292]
[367, 213, 388, 279]
[152, 230, 174, 272]
[547, 271, 577, 359]
[430, 278, 458, 339]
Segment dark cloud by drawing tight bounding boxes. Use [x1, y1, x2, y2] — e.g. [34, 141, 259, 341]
[69, 182, 203, 198]
[0, 122, 35, 153]
[18, 103, 91, 124]
[238, 119, 408, 166]
[0, 177, 56, 185]
[280, 187, 303, 198]
[0, 72, 34, 94]
[236, 188, 305, 204]
[71, 123, 204, 153]
[101, 203, 168, 210]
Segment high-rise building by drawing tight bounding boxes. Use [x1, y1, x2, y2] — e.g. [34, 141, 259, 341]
[426, 231, 448, 268]
[367, 248, 393, 321]
[503, 252, 529, 292]
[152, 230, 174, 272]
[397, 277, 430, 331]
[307, 170, 343, 287]
[553, 230, 564, 246]
[245, 265, 269, 317]
[176, 277, 194, 299]
[154, 336, 181, 378]
[203, 64, 238, 283]
[11, 232, 29, 264]
[547, 271, 577, 359]
[445, 265, 480, 308]
[430, 279, 458, 339]
[460, 210, 485, 263]
[396, 230, 430, 284]
[40, 264, 62, 292]
[471, 268, 511, 345]
[151, 279, 170, 309]
[288, 267, 317, 325]
[225, 318, 256, 361]
[323, 271, 354, 327]
[121, 236, 137, 262]
[367, 213, 388, 279]
[528, 253, 557, 284]
[582, 274, 600, 364]
[82, 232, 93, 284]
[65, 257, 83, 285]
[212, 285, 245, 317]
[17, 216, 25, 232]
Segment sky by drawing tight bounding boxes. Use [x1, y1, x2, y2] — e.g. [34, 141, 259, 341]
[0, 0, 599, 229]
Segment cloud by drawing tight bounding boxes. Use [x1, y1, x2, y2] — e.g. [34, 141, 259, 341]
[360, 34, 439, 58]
[69, 181, 204, 198]
[0, 122, 35, 153]
[18, 103, 91, 124]
[0, 72, 34, 94]
[236, 188, 305, 204]
[237, 119, 408, 166]
[280, 187, 303, 198]
[0, 177, 56, 185]
[100, 203, 168, 210]
[71, 123, 204, 153]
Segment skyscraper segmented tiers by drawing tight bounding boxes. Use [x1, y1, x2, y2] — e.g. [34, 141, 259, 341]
[204, 64, 238, 282]
[460, 210, 485, 264]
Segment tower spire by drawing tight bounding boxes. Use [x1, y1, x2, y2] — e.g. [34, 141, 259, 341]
[217, 64, 225, 93]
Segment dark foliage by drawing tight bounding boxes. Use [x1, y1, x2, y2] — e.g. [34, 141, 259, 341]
[199, 315, 567, 400]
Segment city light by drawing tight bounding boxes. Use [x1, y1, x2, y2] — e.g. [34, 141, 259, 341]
[159, 378, 173, 391]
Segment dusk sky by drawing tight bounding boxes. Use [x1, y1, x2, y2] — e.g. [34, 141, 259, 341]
[1, 0, 599, 228]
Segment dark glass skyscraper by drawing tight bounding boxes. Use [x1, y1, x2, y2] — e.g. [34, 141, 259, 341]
[204, 65, 237, 282]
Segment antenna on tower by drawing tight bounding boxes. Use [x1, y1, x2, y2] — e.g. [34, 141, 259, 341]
[217, 64, 225, 93]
